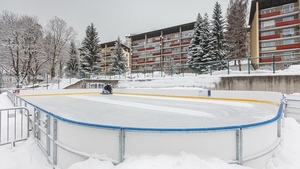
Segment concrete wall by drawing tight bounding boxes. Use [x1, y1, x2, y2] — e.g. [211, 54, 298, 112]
[64, 79, 119, 89]
[65, 75, 300, 94]
[215, 75, 300, 94]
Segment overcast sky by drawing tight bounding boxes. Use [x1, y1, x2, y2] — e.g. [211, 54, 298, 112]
[1, 0, 231, 43]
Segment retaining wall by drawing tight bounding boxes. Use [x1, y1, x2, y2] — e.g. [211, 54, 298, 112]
[215, 75, 300, 94]
[65, 75, 300, 94]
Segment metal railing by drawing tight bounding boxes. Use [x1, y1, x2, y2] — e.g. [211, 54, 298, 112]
[91, 55, 300, 80]
[285, 95, 300, 122]
[0, 107, 30, 146]
[7, 90, 284, 169]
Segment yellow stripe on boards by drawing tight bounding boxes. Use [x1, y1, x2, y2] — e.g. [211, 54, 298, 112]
[19, 91, 280, 106]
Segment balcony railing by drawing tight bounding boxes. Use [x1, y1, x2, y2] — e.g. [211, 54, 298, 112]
[260, 30, 300, 40]
[261, 19, 300, 30]
[260, 37, 300, 51]
[260, 6, 299, 18]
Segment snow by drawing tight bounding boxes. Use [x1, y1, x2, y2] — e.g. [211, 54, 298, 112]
[1, 67, 300, 169]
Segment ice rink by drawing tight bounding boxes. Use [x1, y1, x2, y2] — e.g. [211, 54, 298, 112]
[22, 93, 279, 128]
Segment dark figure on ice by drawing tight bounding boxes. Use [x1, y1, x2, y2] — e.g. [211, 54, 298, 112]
[104, 84, 113, 94]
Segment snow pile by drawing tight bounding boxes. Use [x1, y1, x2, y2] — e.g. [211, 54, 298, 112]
[266, 118, 300, 169]
[118, 76, 220, 88]
[279, 65, 300, 74]
[69, 152, 252, 169]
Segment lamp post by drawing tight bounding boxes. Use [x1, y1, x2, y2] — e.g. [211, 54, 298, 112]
[0, 70, 2, 94]
[46, 73, 48, 90]
[58, 69, 60, 89]
[92, 56, 94, 79]
[144, 42, 147, 74]
[160, 35, 164, 77]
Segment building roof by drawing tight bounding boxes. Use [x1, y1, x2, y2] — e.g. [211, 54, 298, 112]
[100, 41, 130, 51]
[249, 0, 297, 25]
[128, 21, 196, 41]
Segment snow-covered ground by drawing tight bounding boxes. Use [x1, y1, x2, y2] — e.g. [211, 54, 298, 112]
[1, 67, 300, 169]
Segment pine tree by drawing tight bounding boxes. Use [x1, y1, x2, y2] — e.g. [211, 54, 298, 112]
[186, 13, 203, 69]
[80, 23, 101, 75]
[208, 2, 228, 70]
[65, 41, 79, 78]
[110, 36, 127, 74]
[197, 13, 213, 73]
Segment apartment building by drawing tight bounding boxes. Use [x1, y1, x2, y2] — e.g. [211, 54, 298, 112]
[249, 0, 300, 68]
[126, 22, 195, 73]
[100, 41, 131, 73]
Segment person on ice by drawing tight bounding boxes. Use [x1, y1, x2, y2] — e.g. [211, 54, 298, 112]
[104, 84, 113, 94]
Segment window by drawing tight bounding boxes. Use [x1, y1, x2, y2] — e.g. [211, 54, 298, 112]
[283, 39, 295, 44]
[182, 30, 193, 37]
[261, 41, 275, 47]
[261, 7, 275, 14]
[282, 28, 294, 37]
[173, 48, 180, 52]
[282, 16, 294, 22]
[261, 31, 275, 36]
[164, 42, 171, 47]
[282, 4, 294, 13]
[283, 52, 295, 60]
[261, 54, 273, 58]
[182, 39, 190, 42]
[261, 20, 275, 29]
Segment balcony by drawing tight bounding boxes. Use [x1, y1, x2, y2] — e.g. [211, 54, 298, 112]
[260, 28, 300, 41]
[276, 19, 300, 27]
[260, 37, 300, 52]
[260, 6, 299, 20]
[260, 34, 281, 40]
[260, 57, 281, 62]
[173, 57, 187, 61]
[277, 43, 300, 50]
[260, 11, 281, 18]
[181, 41, 190, 45]
[260, 19, 300, 31]
[152, 52, 161, 56]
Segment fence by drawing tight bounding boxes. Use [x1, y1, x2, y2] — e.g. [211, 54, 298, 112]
[285, 94, 300, 122]
[7, 89, 284, 169]
[89, 55, 300, 80]
[0, 106, 30, 146]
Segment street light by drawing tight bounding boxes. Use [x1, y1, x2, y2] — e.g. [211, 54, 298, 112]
[160, 35, 164, 77]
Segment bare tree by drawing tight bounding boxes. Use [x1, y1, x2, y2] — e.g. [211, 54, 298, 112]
[0, 11, 23, 87]
[0, 11, 47, 87]
[226, 0, 249, 71]
[44, 16, 76, 79]
[19, 15, 49, 85]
